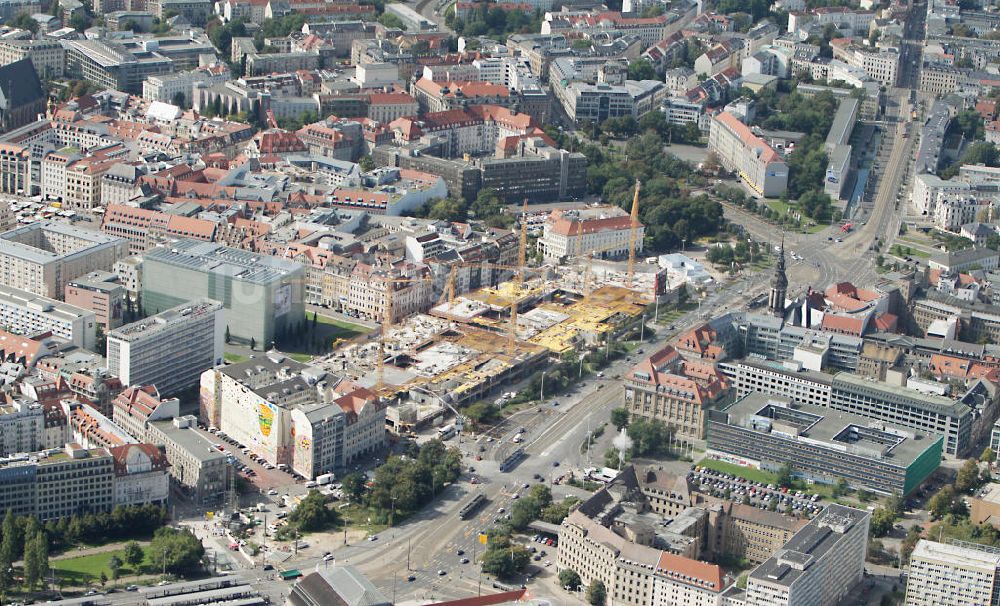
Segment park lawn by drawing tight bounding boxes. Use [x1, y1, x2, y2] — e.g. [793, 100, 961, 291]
[765, 198, 794, 217]
[224, 352, 248, 364]
[315, 315, 371, 341]
[51, 547, 151, 586]
[286, 353, 312, 363]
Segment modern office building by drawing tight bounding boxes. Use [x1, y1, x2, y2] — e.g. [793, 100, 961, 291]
[107, 299, 224, 396]
[904, 540, 1000, 606]
[0, 222, 128, 300]
[63, 39, 174, 94]
[830, 372, 973, 457]
[0, 283, 96, 349]
[731, 504, 869, 606]
[709, 111, 788, 198]
[145, 415, 230, 504]
[719, 360, 833, 408]
[142, 240, 305, 345]
[706, 393, 942, 495]
[199, 353, 386, 479]
[65, 271, 126, 330]
[0, 443, 115, 520]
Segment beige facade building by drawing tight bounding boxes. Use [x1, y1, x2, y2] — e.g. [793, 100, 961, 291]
[0, 39, 65, 79]
[624, 345, 729, 442]
[904, 539, 1000, 606]
[0, 221, 128, 300]
[537, 205, 642, 264]
[146, 415, 230, 504]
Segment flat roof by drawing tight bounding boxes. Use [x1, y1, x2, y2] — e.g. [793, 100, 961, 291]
[0, 283, 93, 322]
[720, 393, 939, 466]
[750, 504, 868, 588]
[109, 299, 220, 343]
[911, 539, 1000, 570]
[832, 371, 970, 417]
[0, 221, 124, 265]
[148, 419, 228, 463]
[145, 240, 304, 286]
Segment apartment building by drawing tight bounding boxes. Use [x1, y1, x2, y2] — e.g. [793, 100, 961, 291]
[0, 283, 96, 349]
[64, 271, 126, 330]
[111, 384, 179, 443]
[706, 393, 942, 496]
[0, 221, 129, 300]
[709, 111, 788, 198]
[0, 39, 65, 79]
[905, 540, 1000, 606]
[199, 353, 386, 478]
[145, 415, 229, 504]
[537, 206, 642, 264]
[729, 505, 869, 606]
[101, 204, 218, 255]
[142, 240, 304, 345]
[0, 443, 115, 521]
[107, 300, 223, 397]
[108, 443, 170, 506]
[0, 401, 45, 456]
[624, 345, 730, 442]
[724, 504, 808, 565]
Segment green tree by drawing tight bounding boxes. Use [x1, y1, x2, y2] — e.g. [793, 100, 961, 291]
[559, 568, 582, 591]
[928, 485, 959, 519]
[23, 531, 41, 589]
[586, 580, 607, 606]
[149, 527, 205, 575]
[869, 507, 895, 538]
[610, 407, 629, 430]
[627, 59, 655, 81]
[224, 326, 231, 344]
[99, 571, 107, 587]
[956, 459, 982, 494]
[0, 509, 17, 578]
[798, 190, 833, 222]
[776, 463, 794, 489]
[832, 477, 850, 498]
[108, 554, 123, 584]
[982, 447, 996, 464]
[427, 197, 467, 221]
[249, 337, 256, 351]
[8, 12, 40, 33]
[123, 541, 144, 574]
[287, 490, 339, 532]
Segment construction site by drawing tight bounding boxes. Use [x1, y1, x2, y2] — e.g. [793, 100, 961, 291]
[312, 184, 675, 432]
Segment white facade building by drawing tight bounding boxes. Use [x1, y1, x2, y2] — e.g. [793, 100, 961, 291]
[905, 540, 1000, 606]
[107, 299, 224, 396]
[0, 283, 96, 349]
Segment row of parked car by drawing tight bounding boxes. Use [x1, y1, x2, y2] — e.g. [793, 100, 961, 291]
[689, 467, 825, 515]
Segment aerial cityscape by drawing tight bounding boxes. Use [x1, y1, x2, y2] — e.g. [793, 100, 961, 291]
[0, 0, 994, 603]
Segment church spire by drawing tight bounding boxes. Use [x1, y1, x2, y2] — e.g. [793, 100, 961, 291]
[768, 235, 787, 318]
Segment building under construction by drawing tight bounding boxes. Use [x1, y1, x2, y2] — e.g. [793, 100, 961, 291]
[319, 314, 548, 432]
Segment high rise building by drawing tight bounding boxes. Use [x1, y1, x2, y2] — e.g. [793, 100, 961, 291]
[142, 240, 305, 345]
[905, 540, 1000, 606]
[726, 504, 869, 606]
[107, 299, 224, 396]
